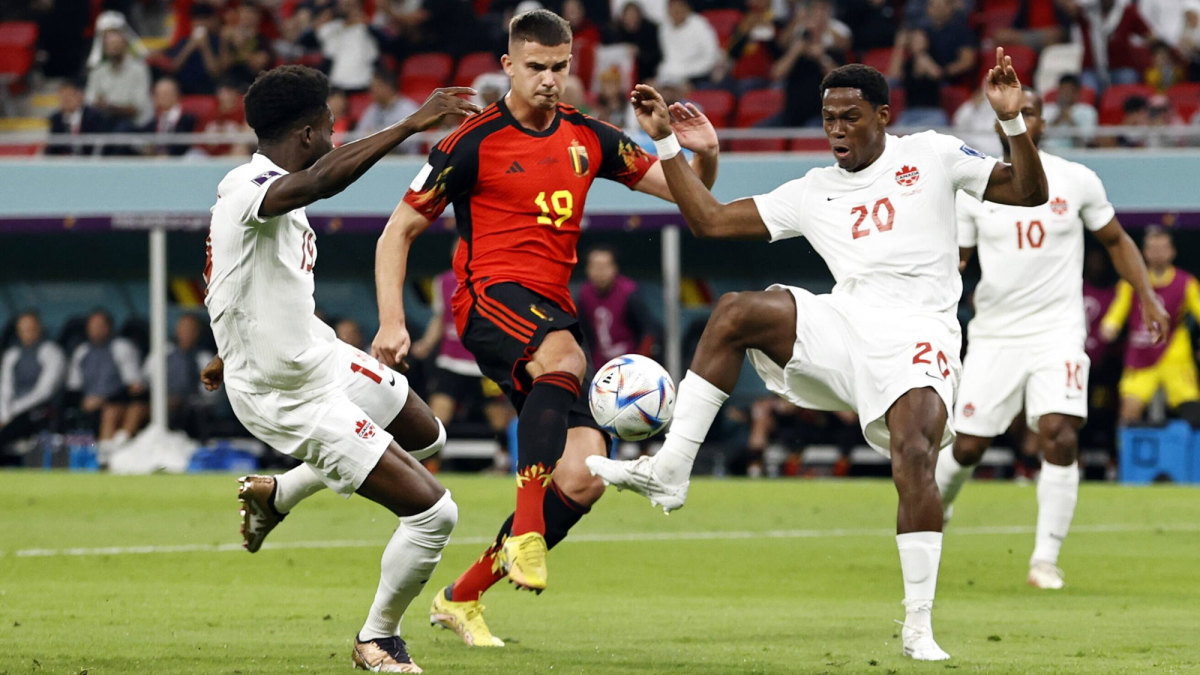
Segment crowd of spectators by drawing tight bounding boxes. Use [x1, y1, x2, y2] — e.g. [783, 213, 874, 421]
[5, 0, 1200, 155]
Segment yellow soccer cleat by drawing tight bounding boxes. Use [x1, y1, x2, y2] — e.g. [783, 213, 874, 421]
[498, 531, 548, 592]
[429, 590, 505, 647]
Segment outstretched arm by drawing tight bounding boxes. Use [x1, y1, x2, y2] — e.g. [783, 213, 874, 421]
[259, 88, 479, 218]
[631, 85, 769, 240]
[1093, 219, 1167, 344]
[633, 102, 720, 200]
[979, 47, 1048, 207]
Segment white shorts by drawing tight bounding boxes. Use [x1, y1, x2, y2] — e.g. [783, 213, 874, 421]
[227, 341, 411, 496]
[954, 337, 1089, 437]
[747, 285, 962, 455]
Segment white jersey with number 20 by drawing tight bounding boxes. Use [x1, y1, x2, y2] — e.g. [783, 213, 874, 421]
[753, 131, 998, 316]
[957, 151, 1114, 343]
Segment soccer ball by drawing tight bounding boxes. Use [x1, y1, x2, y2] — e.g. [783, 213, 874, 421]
[589, 354, 676, 441]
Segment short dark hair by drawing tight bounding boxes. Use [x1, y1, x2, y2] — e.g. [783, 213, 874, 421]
[244, 65, 330, 143]
[509, 9, 572, 47]
[1058, 73, 1081, 89]
[587, 244, 619, 264]
[820, 64, 889, 108]
[1124, 95, 1148, 114]
[1144, 224, 1173, 243]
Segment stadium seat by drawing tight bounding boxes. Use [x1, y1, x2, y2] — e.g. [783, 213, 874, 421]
[0, 44, 35, 80]
[858, 47, 894, 75]
[700, 9, 742, 48]
[735, 88, 784, 128]
[1166, 82, 1200, 114]
[348, 91, 372, 126]
[0, 142, 41, 156]
[1034, 42, 1083, 94]
[180, 95, 218, 126]
[940, 85, 971, 120]
[978, 6, 1018, 39]
[887, 87, 905, 125]
[687, 89, 735, 127]
[400, 52, 453, 89]
[400, 76, 444, 103]
[454, 51, 499, 86]
[0, 21, 37, 48]
[1099, 83, 1154, 125]
[1044, 86, 1097, 106]
[732, 45, 774, 81]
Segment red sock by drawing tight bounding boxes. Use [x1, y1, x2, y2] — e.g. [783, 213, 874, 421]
[511, 371, 579, 535]
[449, 543, 506, 602]
[513, 463, 553, 534]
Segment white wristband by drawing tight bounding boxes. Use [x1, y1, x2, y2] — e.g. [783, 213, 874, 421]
[654, 133, 682, 161]
[998, 115, 1027, 137]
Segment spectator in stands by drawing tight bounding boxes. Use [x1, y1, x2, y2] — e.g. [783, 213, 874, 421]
[142, 313, 216, 436]
[1111, 94, 1150, 148]
[328, 88, 350, 145]
[85, 22, 154, 131]
[1140, 0, 1200, 51]
[915, 0, 977, 85]
[1178, 3, 1200, 81]
[470, 71, 510, 107]
[1068, 0, 1156, 91]
[0, 312, 66, 455]
[563, 0, 602, 86]
[951, 82, 1004, 157]
[201, 79, 250, 156]
[220, 2, 275, 88]
[577, 245, 661, 368]
[1043, 73, 1098, 149]
[334, 318, 365, 350]
[356, 66, 419, 140]
[887, 28, 950, 126]
[313, 0, 384, 92]
[46, 80, 109, 157]
[31, 0, 92, 79]
[657, 0, 721, 86]
[160, 4, 224, 95]
[66, 310, 146, 449]
[1145, 39, 1185, 92]
[604, 1, 662, 82]
[140, 77, 199, 157]
[992, 0, 1071, 52]
[594, 65, 634, 128]
[771, 1, 847, 127]
[836, 0, 896, 53]
[716, 0, 777, 89]
[1146, 93, 1187, 148]
[274, 3, 315, 64]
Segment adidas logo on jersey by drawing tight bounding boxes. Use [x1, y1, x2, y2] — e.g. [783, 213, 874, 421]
[355, 419, 376, 440]
[506, 161, 525, 174]
[895, 165, 920, 186]
[1050, 196, 1068, 215]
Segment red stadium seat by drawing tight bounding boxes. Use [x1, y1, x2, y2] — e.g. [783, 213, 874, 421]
[0, 21, 37, 48]
[700, 9, 742, 48]
[348, 91, 372, 125]
[859, 47, 894, 75]
[735, 88, 784, 128]
[1044, 86, 1096, 106]
[979, 7, 1018, 39]
[1166, 82, 1200, 110]
[729, 138, 786, 152]
[687, 89, 734, 127]
[940, 85, 971, 120]
[401, 76, 444, 102]
[887, 87, 905, 126]
[0, 44, 35, 80]
[732, 45, 774, 81]
[1099, 83, 1154, 124]
[400, 52, 453, 89]
[180, 95, 218, 126]
[454, 51, 499, 86]
[0, 143, 41, 156]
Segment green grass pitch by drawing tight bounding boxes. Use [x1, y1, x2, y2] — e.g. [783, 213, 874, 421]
[1, 472, 1198, 674]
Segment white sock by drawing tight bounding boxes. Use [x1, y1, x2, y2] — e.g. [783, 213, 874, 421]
[934, 450, 972, 508]
[360, 491, 458, 640]
[897, 531, 943, 627]
[273, 463, 327, 514]
[1031, 461, 1079, 566]
[653, 371, 729, 485]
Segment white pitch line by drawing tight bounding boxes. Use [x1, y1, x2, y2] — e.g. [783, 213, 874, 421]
[7, 522, 1200, 558]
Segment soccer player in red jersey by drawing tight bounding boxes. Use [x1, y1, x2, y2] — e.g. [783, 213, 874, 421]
[371, 9, 719, 646]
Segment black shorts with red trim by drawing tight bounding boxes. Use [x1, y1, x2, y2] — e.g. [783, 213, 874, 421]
[460, 282, 600, 432]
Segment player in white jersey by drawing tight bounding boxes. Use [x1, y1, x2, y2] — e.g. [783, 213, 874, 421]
[934, 87, 1166, 591]
[586, 51, 1049, 661]
[202, 65, 478, 672]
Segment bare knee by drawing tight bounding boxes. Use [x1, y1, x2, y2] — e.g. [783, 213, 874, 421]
[707, 291, 794, 352]
[527, 331, 587, 382]
[953, 434, 991, 467]
[1039, 415, 1080, 465]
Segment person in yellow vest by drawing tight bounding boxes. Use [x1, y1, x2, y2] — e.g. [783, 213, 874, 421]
[1100, 226, 1200, 424]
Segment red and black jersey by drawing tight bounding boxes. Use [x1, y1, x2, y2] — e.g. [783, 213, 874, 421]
[403, 97, 656, 336]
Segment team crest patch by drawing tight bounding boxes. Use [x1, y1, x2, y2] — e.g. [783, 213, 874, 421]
[895, 164, 920, 186]
[959, 144, 985, 158]
[251, 170, 281, 186]
[963, 403, 975, 418]
[568, 139, 589, 177]
[355, 419, 376, 440]
[1050, 196, 1068, 215]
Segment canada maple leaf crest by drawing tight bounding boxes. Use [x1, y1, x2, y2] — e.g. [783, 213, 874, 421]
[895, 164, 920, 186]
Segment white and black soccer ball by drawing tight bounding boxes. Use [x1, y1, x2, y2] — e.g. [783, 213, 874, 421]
[589, 354, 676, 441]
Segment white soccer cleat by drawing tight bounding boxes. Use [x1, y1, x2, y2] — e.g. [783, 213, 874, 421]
[898, 608, 951, 661]
[585, 455, 689, 514]
[1027, 561, 1065, 589]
